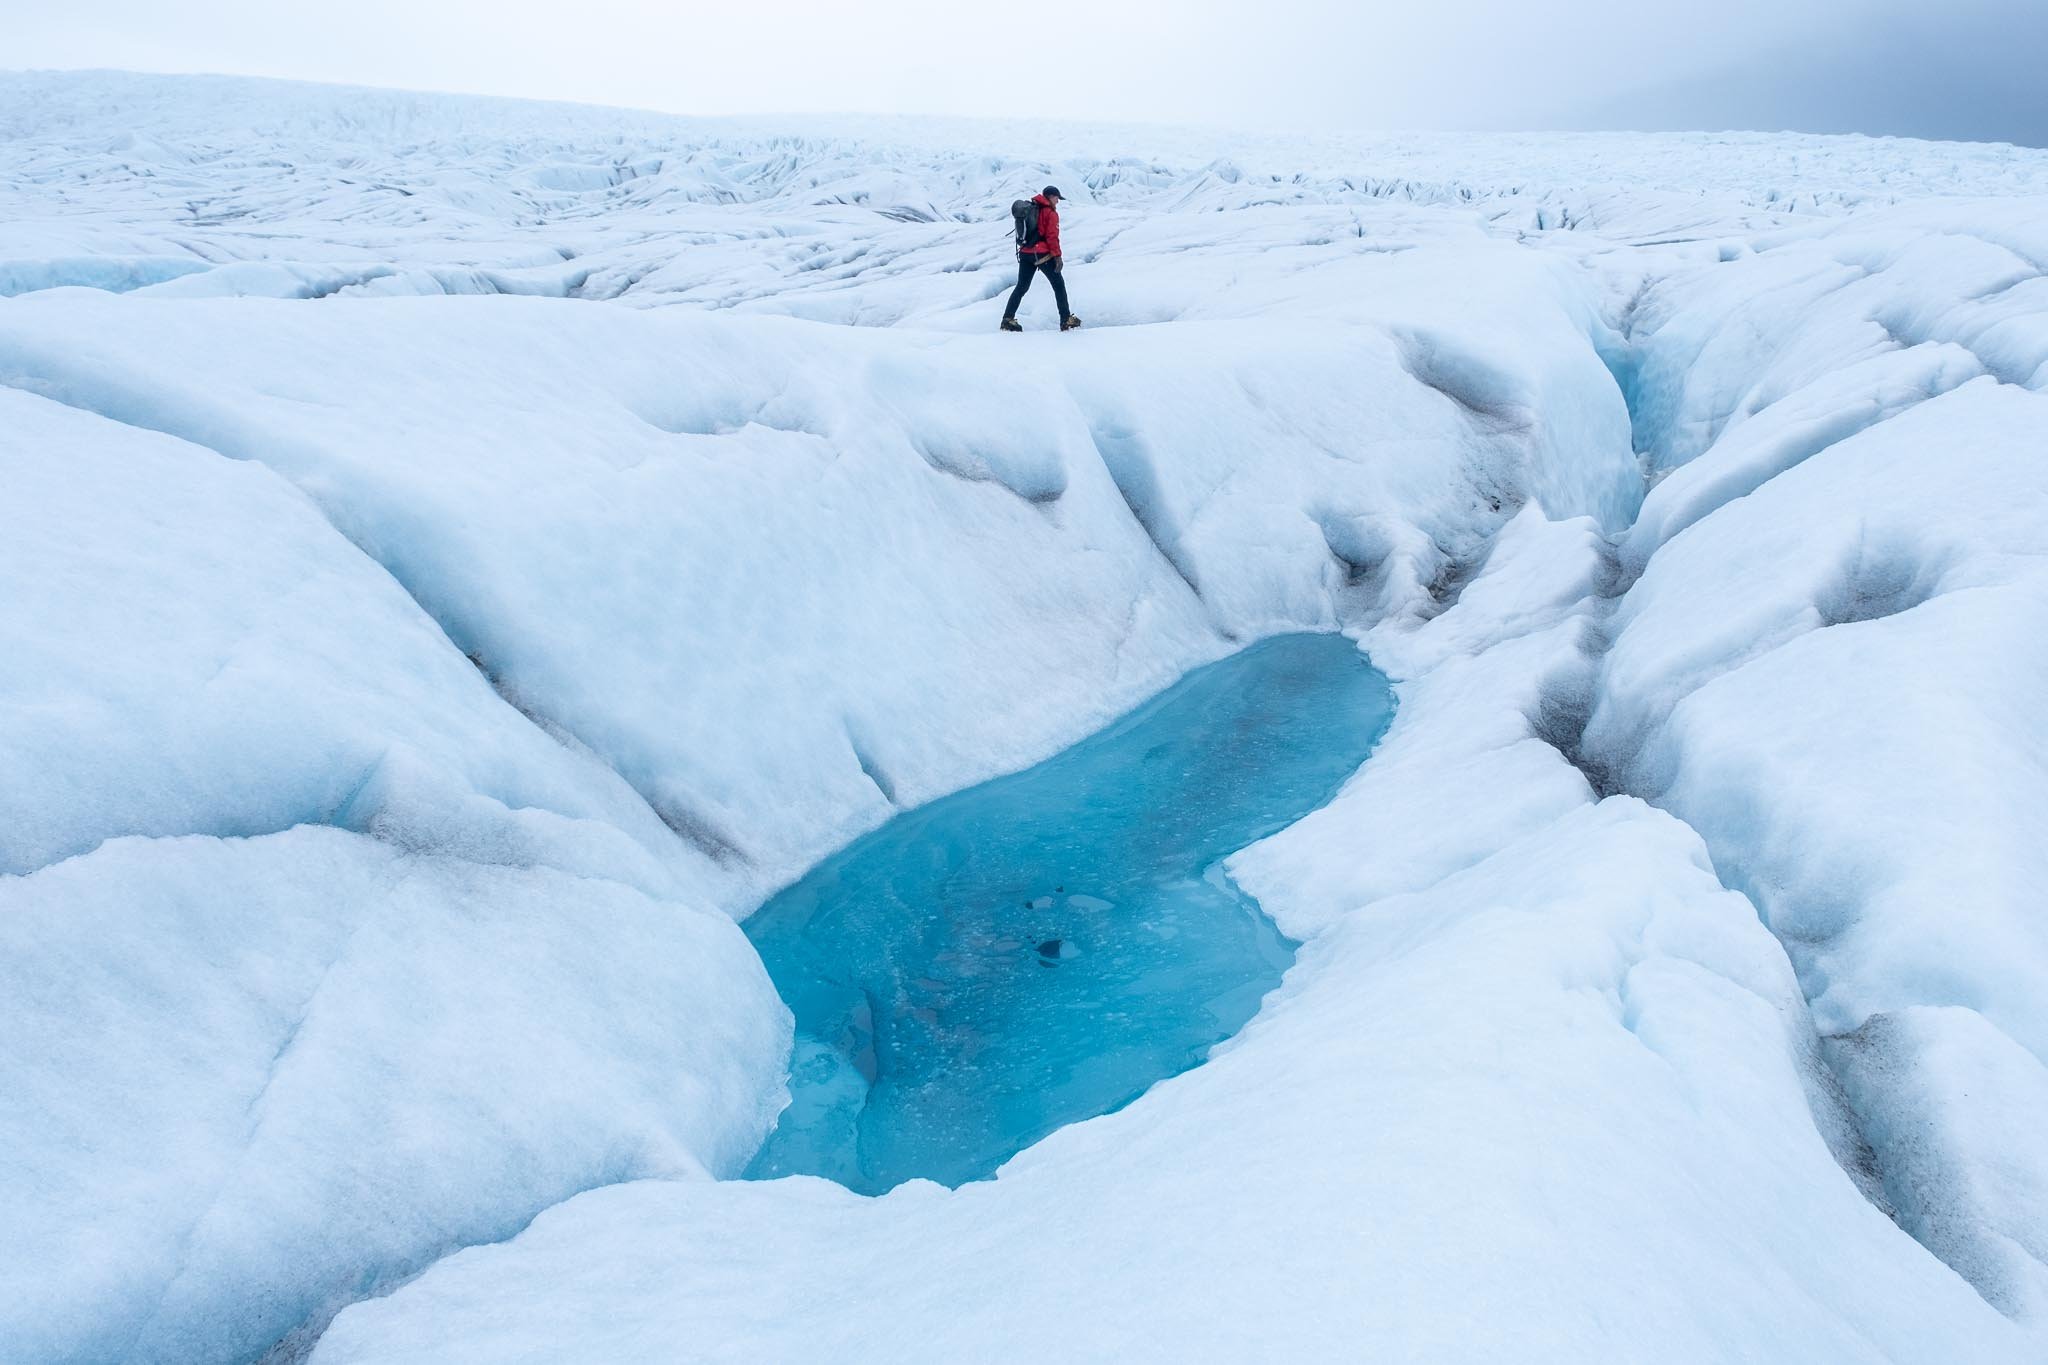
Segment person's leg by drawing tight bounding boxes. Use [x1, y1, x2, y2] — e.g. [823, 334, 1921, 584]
[1003, 255, 1037, 319]
[1043, 259, 1071, 319]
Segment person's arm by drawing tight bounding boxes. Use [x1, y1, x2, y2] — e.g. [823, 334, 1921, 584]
[1042, 206, 1062, 264]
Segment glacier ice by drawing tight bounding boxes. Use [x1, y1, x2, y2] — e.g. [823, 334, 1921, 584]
[0, 828, 788, 1364]
[1, 67, 2045, 1364]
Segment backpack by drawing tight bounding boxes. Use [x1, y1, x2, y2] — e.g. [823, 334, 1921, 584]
[1011, 198, 1043, 251]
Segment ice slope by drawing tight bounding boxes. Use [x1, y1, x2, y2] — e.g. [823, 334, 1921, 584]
[0, 255, 1636, 905]
[0, 827, 786, 1364]
[0, 386, 693, 883]
[2, 68, 2046, 1362]
[1578, 202, 2048, 1322]
[0, 383, 794, 1361]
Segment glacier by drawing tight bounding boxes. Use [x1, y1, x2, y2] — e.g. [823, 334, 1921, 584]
[2, 68, 2045, 1363]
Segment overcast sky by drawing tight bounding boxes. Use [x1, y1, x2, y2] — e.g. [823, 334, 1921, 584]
[9, 0, 2043, 146]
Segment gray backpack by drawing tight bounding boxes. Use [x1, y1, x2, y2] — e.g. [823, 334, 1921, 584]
[1010, 199, 1043, 250]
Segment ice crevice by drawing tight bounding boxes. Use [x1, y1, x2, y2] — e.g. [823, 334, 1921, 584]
[1083, 415, 1206, 601]
[1547, 248, 2048, 1326]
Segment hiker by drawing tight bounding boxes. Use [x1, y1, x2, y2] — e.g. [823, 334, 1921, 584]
[1001, 186, 1081, 332]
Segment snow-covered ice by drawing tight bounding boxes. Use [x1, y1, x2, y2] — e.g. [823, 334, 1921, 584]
[3, 68, 2046, 1363]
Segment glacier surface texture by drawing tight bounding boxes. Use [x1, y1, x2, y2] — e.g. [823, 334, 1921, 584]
[2, 69, 2046, 1364]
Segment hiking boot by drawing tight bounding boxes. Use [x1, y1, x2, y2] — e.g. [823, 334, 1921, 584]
[1061, 315, 1083, 331]
[1000, 316, 1023, 332]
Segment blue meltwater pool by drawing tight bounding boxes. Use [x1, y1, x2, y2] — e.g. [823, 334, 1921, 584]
[742, 632, 1395, 1194]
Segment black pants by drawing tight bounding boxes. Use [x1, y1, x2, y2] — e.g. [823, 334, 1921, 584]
[1004, 253, 1069, 320]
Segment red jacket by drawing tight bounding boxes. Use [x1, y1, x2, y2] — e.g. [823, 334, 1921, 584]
[1024, 194, 1062, 258]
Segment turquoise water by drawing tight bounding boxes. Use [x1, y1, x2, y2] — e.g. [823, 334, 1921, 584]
[742, 633, 1395, 1194]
